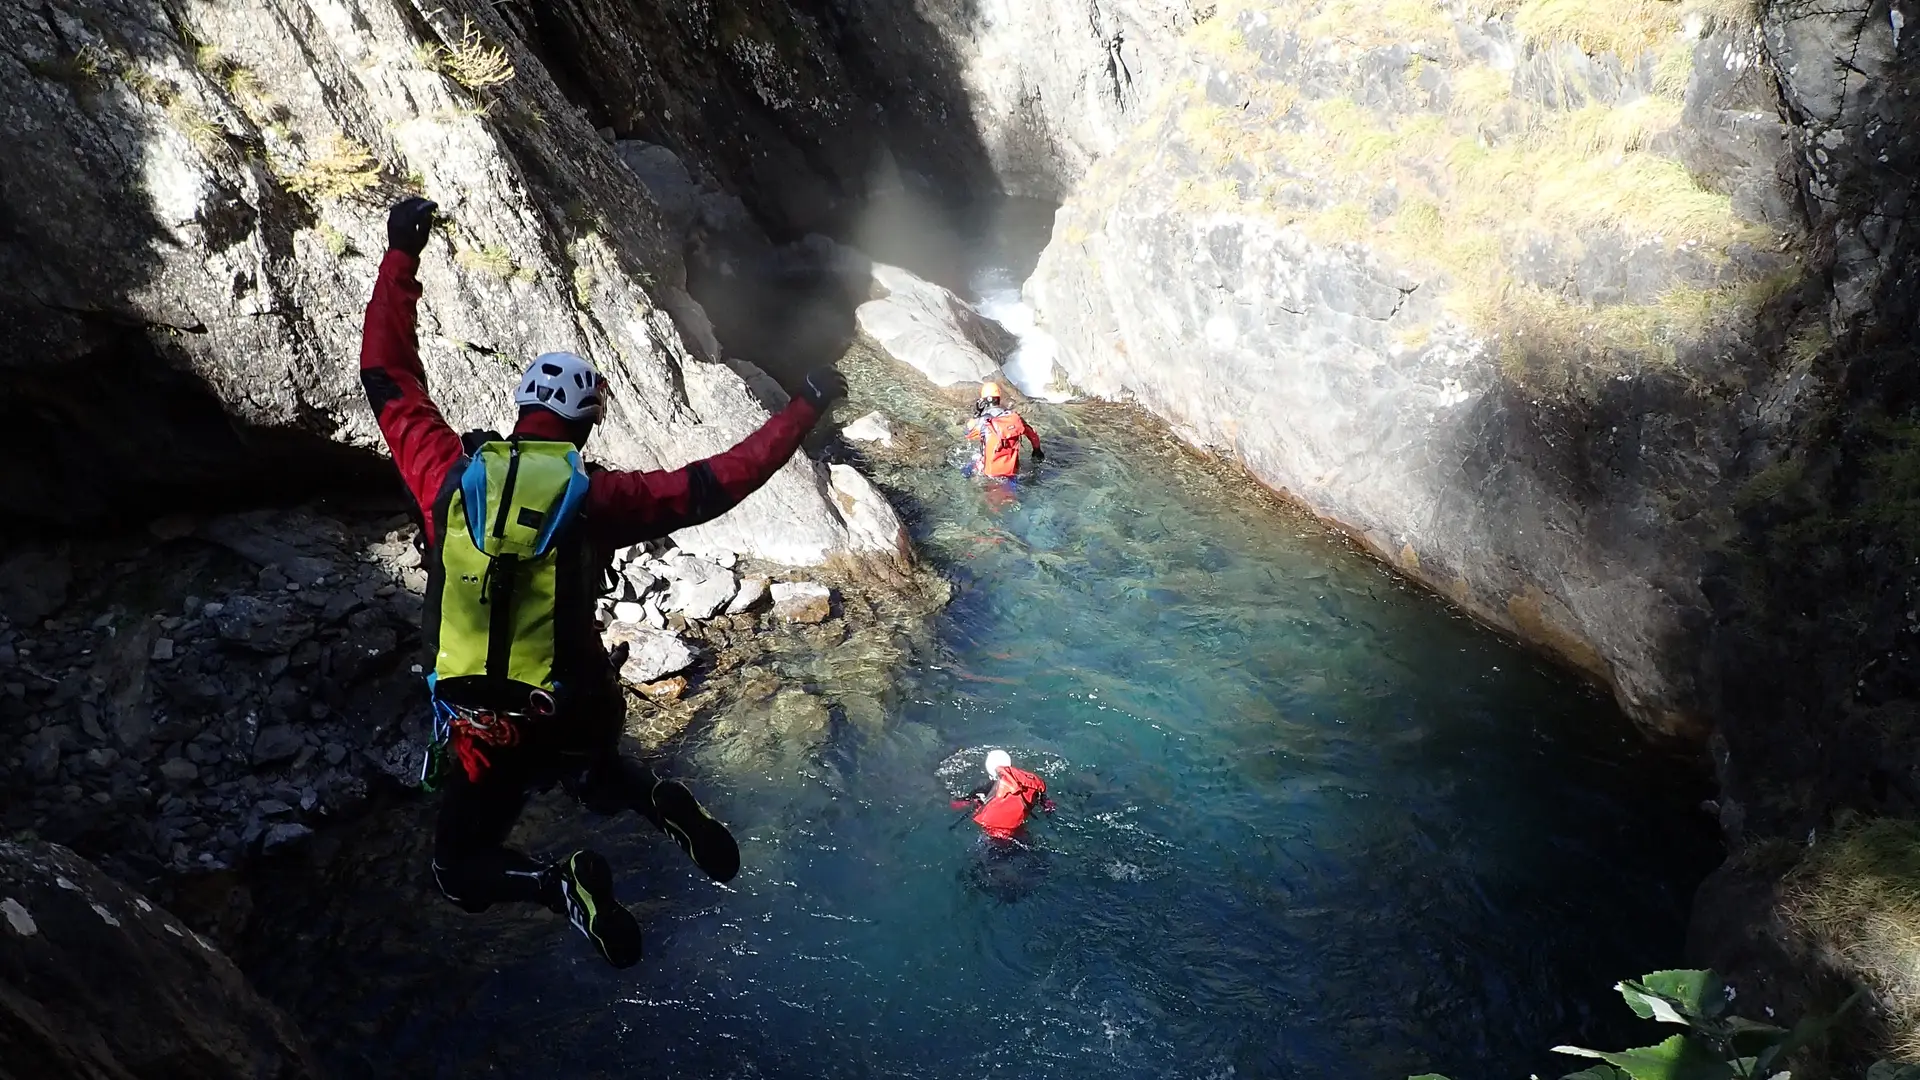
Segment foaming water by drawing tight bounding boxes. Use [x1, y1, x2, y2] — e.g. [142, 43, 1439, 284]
[243, 204, 1717, 1079]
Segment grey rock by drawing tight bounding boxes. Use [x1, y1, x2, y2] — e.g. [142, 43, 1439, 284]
[855, 263, 1015, 387]
[323, 742, 346, 767]
[261, 823, 313, 853]
[150, 638, 176, 662]
[602, 622, 698, 684]
[24, 743, 60, 785]
[212, 597, 314, 656]
[728, 576, 772, 615]
[664, 560, 738, 620]
[158, 759, 199, 783]
[250, 726, 303, 768]
[254, 799, 293, 816]
[78, 705, 106, 743]
[841, 411, 895, 446]
[0, 840, 323, 1071]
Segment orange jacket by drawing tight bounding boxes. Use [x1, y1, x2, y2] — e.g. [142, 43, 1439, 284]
[971, 766, 1048, 838]
[967, 409, 1041, 478]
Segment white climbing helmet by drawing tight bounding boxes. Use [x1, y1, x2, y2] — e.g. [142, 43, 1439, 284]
[984, 749, 1012, 780]
[514, 351, 604, 422]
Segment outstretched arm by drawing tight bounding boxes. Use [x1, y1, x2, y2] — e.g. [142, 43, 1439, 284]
[1023, 418, 1044, 458]
[586, 369, 847, 548]
[360, 199, 462, 539]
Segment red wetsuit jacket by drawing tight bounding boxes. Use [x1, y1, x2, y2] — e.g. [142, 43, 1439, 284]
[967, 409, 1041, 479]
[358, 249, 821, 550]
[971, 766, 1049, 839]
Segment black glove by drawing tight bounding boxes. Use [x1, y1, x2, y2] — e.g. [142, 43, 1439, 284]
[1031, 447, 1046, 464]
[798, 367, 847, 410]
[387, 196, 438, 257]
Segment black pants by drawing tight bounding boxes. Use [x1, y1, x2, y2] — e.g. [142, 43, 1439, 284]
[430, 715, 667, 913]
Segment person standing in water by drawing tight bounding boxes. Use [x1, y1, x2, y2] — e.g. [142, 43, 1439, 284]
[953, 750, 1054, 839]
[965, 382, 1043, 479]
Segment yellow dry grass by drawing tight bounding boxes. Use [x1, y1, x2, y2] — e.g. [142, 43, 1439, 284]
[1157, 0, 1784, 376]
[1786, 818, 1920, 1057]
[419, 18, 515, 92]
[281, 133, 381, 201]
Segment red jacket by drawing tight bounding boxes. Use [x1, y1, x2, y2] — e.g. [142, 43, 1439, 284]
[971, 766, 1048, 839]
[359, 249, 820, 548]
[966, 408, 1040, 479]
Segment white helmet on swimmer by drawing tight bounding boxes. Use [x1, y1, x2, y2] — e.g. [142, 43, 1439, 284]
[514, 351, 604, 422]
[984, 749, 1012, 779]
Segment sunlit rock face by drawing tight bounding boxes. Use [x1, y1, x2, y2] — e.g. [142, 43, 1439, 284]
[1012, 0, 1832, 735]
[0, 0, 908, 566]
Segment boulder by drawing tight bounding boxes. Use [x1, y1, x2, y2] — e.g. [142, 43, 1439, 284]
[770, 582, 834, 625]
[855, 264, 1016, 387]
[602, 622, 697, 684]
[250, 726, 304, 768]
[829, 465, 914, 570]
[0, 841, 322, 1078]
[728, 575, 772, 615]
[661, 559, 738, 620]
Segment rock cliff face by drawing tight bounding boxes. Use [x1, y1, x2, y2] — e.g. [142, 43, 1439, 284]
[0, 839, 321, 1079]
[975, 0, 1920, 1044]
[0, 0, 906, 566]
[1018, 0, 1822, 734]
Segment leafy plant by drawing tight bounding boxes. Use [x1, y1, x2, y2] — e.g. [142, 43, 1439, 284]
[1412, 969, 1861, 1080]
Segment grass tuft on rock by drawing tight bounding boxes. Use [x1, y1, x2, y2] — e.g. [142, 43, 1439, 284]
[1787, 818, 1920, 1056]
[281, 134, 382, 201]
[418, 18, 515, 92]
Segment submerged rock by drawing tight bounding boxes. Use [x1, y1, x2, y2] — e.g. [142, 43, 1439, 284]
[771, 582, 834, 625]
[841, 411, 895, 446]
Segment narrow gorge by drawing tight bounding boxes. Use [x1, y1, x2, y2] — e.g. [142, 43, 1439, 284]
[3, 0, 1918, 1075]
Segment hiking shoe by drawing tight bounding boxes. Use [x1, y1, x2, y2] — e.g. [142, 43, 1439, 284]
[651, 779, 740, 883]
[555, 850, 642, 968]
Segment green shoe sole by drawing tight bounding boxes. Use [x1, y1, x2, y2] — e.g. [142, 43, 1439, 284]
[562, 850, 642, 968]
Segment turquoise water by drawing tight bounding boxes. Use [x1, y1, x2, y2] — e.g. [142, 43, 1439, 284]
[242, 203, 1717, 1078]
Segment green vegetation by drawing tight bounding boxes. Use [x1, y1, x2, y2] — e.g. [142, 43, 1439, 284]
[1788, 819, 1920, 1060]
[314, 223, 350, 258]
[456, 241, 518, 279]
[1414, 968, 1861, 1079]
[572, 263, 595, 308]
[280, 133, 382, 201]
[1156, 0, 1792, 386]
[418, 18, 516, 92]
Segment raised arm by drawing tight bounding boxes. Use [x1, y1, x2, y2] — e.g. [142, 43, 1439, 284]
[585, 369, 846, 548]
[360, 199, 462, 537]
